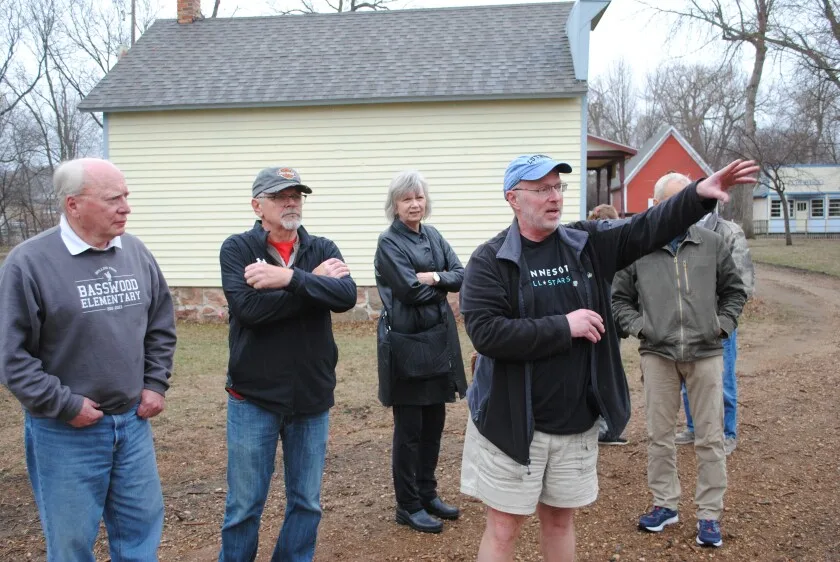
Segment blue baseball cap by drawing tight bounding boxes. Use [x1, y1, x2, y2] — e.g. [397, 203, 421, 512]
[503, 154, 573, 194]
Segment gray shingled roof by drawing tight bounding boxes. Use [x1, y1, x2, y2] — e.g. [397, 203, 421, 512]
[79, 2, 585, 112]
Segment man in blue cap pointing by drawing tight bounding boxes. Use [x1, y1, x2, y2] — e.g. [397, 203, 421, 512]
[458, 154, 758, 561]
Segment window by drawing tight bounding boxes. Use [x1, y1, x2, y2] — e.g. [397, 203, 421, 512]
[771, 199, 795, 218]
[811, 199, 824, 218]
[796, 201, 807, 212]
[829, 199, 840, 217]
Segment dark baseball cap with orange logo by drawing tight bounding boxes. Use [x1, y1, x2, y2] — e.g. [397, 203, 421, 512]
[252, 166, 312, 198]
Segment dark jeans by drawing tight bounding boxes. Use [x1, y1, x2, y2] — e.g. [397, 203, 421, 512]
[392, 404, 446, 513]
[219, 397, 329, 562]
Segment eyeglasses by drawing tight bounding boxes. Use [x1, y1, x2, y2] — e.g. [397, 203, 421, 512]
[511, 182, 568, 197]
[259, 193, 307, 205]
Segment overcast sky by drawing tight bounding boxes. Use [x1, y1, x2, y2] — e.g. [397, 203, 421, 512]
[157, 0, 687, 80]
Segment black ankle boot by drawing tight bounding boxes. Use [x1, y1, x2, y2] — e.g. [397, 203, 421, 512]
[422, 497, 460, 520]
[395, 506, 443, 533]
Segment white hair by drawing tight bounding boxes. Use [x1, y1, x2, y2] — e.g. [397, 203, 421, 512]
[384, 170, 432, 221]
[653, 172, 691, 202]
[53, 160, 87, 212]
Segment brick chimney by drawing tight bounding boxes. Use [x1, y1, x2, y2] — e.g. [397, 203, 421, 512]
[177, 0, 202, 24]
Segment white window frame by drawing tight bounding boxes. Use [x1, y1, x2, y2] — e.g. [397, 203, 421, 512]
[796, 201, 807, 213]
[829, 198, 840, 217]
[811, 198, 824, 218]
[771, 199, 795, 218]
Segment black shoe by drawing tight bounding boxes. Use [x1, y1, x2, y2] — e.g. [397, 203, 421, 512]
[395, 507, 443, 533]
[422, 497, 460, 520]
[598, 433, 629, 446]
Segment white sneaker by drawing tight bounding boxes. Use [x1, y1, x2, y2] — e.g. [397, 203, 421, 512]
[724, 437, 737, 456]
[674, 430, 695, 445]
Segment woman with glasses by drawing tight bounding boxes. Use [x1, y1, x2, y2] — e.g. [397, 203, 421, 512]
[374, 170, 467, 534]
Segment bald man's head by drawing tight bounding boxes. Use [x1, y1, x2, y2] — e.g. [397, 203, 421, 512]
[55, 158, 131, 249]
[653, 172, 691, 205]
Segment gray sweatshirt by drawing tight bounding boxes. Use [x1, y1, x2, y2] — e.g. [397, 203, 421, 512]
[0, 222, 176, 421]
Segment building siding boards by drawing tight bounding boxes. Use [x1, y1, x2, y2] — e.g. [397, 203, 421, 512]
[108, 98, 583, 287]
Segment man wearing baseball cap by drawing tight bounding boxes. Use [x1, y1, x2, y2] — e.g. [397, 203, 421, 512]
[459, 154, 758, 561]
[218, 166, 357, 561]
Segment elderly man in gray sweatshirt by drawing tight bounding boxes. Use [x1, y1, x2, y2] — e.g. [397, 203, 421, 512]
[0, 158, 176, 562]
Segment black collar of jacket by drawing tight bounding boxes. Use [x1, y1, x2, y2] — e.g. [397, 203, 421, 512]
[391, 218, 426, 239]
[496, 219, 590, 266]
[249, 220, 311, 250]
[661, 224, 704, 253]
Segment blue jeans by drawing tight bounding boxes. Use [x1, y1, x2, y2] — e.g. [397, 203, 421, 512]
[219, 397, 329, 562]
[683, 329, 738, 439]
[24, 406, 164, 562]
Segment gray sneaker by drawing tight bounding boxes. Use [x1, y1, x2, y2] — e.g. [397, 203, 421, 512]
[724, 437, 737, 456]
[674, 430, 695, 445]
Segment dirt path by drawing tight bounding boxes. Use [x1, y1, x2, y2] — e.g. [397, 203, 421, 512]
[305, 263, 840, 562]
[2, 264, 839, 561]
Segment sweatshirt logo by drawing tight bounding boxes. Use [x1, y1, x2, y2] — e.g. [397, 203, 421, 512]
[529, 264, 573, 288]
[76, 266, 143, 313]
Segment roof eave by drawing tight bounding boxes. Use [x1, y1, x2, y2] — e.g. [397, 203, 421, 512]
[78, 91, 587, 114]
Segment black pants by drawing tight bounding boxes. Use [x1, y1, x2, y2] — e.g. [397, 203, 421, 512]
[392, 403, 446, 513]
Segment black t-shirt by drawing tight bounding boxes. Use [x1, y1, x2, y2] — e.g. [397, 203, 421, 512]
[521, 232, 599, 435]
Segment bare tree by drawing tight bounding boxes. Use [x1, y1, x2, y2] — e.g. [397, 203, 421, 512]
[786, 65, 840, 163]
[764, 0, 840, 91]
[271, 0, 397, 14]
[739, 124, 811, 245]
[642, 62, 747, 169]
[645, 0, 778, 237]
[0, 0, 44, 118]
[39, 0, 158, 129]
[587, 59, 638, 146]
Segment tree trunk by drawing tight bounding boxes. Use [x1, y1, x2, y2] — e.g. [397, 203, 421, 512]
[779, 191, 793, 246]
[730, 0, 770, 239]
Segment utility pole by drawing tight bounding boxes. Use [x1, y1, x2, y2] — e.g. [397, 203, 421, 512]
[130, 0, 136, 46]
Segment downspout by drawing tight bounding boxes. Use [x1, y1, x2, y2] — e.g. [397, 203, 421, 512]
[102, 113, 109, 159]
[566, 0, 612, 219]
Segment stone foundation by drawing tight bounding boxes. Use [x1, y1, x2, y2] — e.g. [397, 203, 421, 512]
[170, 286, 460, 324]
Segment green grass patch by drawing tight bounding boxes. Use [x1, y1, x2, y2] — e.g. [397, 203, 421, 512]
[749, 237, 840, 277]
[164, 320, 476, 414]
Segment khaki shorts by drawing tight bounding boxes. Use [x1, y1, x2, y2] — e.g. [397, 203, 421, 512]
[460, 418, 599, 515]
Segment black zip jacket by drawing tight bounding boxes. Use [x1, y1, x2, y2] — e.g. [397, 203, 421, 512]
[220, 221, 357, 415]
[374, 220, 468, 407]
[460, 183, 715, 465]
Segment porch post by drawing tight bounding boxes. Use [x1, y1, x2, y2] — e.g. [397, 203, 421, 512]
[619, 158, 627, 215]
[596, 168, 602, 205]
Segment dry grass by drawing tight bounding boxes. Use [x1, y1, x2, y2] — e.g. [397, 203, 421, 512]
[749, 237, 840, 277]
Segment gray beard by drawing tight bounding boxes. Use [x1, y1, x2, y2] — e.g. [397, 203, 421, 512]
[280, 216, 301, 231]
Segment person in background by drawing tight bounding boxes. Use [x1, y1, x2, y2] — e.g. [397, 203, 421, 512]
[676, 207, 755, 455]
[587, 203, 619, 221]
[585, 203, 630, 446]
[612, 172, 748, 548]
[375, 170, 468, 534]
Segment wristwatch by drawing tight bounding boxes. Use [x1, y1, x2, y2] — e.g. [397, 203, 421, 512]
[432, 272, 441, 285]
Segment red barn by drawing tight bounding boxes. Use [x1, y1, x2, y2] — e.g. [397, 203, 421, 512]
[610, 125, 712, 215]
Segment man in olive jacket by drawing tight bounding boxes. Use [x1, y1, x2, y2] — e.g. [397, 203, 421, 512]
[459, 155, 757, 562]
[612, 173, 748, 549]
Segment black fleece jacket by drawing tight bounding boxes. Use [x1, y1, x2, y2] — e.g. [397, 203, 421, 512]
[220, 222, 356, 415]
[460, 184, 715, 465]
